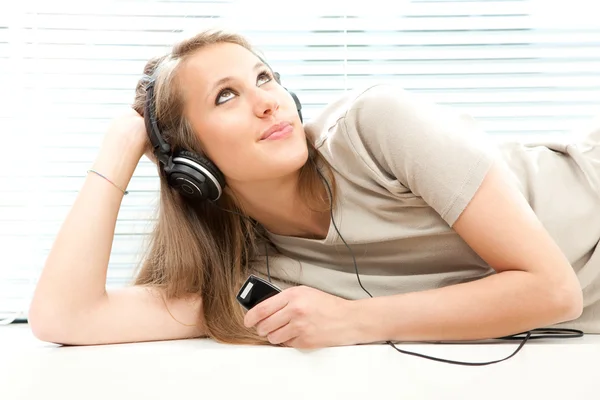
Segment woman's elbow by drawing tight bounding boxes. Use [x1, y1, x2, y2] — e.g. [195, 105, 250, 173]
[552, 281, 584, 323]
[28, 311, 65, 345]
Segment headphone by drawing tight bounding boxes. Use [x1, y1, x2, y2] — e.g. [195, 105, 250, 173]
[143, 66, 303, 202]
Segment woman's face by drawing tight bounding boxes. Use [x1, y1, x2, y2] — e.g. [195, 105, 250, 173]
[178, 42, 308, 185]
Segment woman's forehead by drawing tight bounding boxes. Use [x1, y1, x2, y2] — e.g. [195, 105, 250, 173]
[178, 43, 261, 109]
[182, 43, 259, 85]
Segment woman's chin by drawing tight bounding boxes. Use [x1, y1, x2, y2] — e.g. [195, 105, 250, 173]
[276, 152, 310, 175]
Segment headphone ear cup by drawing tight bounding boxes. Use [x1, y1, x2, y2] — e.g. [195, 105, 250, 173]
[165, 150, 226, 201]
[269, 68, 302, 121]
[286, 89, 303, 123]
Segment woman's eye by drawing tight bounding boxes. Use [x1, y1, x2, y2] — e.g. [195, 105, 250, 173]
[215, 71, 273, 105]
[216, 89, 235, 105]
[257, 71, 272, 85]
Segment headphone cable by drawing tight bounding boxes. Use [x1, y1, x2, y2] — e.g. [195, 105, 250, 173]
[211, 158, 583, 366]
[311, 158, 583, 366]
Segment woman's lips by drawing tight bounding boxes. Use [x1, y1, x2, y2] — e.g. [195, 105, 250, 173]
[260, 121, 293, 141]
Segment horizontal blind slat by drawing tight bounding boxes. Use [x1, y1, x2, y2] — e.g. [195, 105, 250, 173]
[16, 58, 600, 75]
[23, 1, 529, 17]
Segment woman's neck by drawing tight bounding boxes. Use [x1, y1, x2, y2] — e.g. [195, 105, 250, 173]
[227, 170, 330, 240]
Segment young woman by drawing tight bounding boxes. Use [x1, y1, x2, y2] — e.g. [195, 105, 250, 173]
[28, 29, 600, 349]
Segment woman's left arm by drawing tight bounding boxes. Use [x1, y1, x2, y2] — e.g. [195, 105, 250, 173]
[354, 161, 583, 343]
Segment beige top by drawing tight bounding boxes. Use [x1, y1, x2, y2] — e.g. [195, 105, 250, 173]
[252, 84, 600, 333]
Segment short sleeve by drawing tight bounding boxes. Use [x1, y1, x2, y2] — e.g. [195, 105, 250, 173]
[341, 84, 498, 227]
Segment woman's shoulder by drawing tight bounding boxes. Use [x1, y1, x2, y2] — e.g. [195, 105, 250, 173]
[305, 83, 500, 227]
[304, 83, 445, 151]
[303, 84, 402, 144]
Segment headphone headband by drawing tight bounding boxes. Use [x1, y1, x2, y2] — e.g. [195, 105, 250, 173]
[144, 79, 171, 167]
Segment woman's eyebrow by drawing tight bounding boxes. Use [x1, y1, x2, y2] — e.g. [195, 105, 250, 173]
[209, 62, 267, 93]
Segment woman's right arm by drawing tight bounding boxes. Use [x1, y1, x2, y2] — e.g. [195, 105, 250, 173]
[28, 110, 206, 345]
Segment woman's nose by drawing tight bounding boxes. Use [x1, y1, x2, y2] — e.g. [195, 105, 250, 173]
[253, 90, 279, 117]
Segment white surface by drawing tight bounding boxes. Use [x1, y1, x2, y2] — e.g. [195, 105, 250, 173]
[0, 324, 598, 399]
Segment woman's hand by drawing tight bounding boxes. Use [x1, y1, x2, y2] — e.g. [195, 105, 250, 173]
[243, 286, 364, 349]
[101, 107, 154, 164]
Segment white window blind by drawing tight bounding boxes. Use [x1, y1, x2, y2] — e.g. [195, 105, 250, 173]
[1, 0, 599, 324]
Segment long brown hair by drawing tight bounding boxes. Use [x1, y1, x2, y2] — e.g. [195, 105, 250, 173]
[130, 29, 336, 345]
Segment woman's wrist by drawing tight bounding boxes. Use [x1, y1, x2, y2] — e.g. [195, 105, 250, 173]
[349, 298, 391, 344]
[91, 139, 145, 195]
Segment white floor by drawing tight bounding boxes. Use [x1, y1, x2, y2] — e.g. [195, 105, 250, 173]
[0, 324, 598, 400]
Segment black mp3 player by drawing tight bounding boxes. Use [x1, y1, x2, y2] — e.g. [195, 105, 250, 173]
[236, 274, 282, 311]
